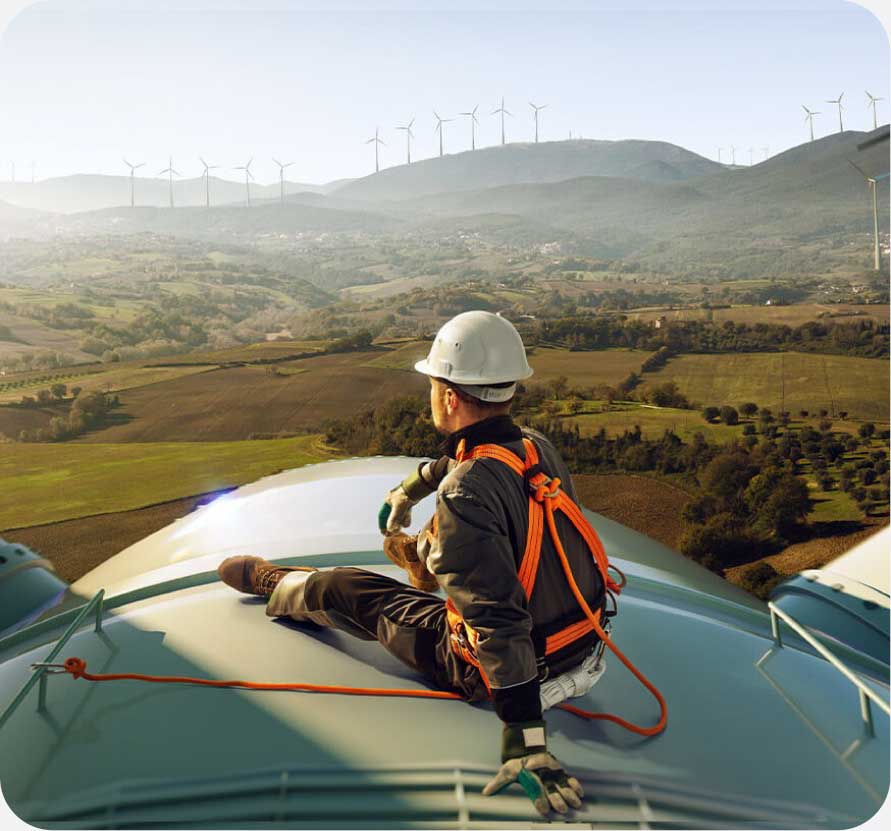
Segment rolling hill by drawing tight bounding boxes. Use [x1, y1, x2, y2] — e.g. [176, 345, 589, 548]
[333, 138, 725, 202]
[0, 174, 343, 215]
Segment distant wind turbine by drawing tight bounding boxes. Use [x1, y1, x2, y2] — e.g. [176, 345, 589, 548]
[459, 106, 479, 150]
[529, 102, 547, 143]
[433, 111, 453, 157]
[273, 158, 294, 204]
[718, 147, 723, 163]
[365, 127, 385, 173]
[802, 105, 820, 141]
[848, 159, 889, 271]
[158, 156, 180, 208]
[866, 91, 883, 130]
[233, 158, 254, 206]
[748, 147, 755, 166]
[199, 157, 219, 208]
[730, 145, 736, 166]
[123, 158, 145, 208]
[395, 119, 415, 164]
[826, 92, 845, 133]
[762, 146, 770, 161]
[492, 97, 512, 145]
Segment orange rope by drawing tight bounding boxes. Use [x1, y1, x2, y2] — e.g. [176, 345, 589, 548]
[541, 496, 668, 736]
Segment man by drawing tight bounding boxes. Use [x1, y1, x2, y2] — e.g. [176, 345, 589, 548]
[218, 311, 605, 817]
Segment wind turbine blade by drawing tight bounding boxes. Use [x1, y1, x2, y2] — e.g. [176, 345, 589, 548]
[408, 118, 415, 128]
[135, 163, 145, 169]
[505, 109, 513, 117]
[273, 157, 281, 167]
[874, 172, 891, 181]
[847, 159, 869, 179]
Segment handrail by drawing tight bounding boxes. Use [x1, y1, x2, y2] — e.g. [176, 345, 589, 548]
[0, 589, 104, 731]
[767, 601, 890, 736]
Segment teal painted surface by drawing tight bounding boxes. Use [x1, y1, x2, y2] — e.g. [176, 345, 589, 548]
[0, 539, 68, 635]
[0, 562, 886, 827]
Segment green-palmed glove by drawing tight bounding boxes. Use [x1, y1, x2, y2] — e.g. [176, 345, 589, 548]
[482, 721, 584, 817]
[377, 466, 436, 536]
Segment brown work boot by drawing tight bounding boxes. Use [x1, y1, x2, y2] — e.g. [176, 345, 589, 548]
[217, 556, 317, 597]
[383, 534, 439, 593]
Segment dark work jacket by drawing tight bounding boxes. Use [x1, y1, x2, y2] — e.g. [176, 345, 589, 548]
[415, 416, 605, 723]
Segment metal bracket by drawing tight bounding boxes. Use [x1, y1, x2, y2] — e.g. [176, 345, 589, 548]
[766, 601, 890, 736]
[0, 590, 105, 731]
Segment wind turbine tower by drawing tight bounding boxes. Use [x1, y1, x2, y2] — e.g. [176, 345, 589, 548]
[123, 158, 145, 208]
[433, 111, 453, 157]
[273, 158, 294, 204]
[199, 157, 220, 208]
[365, 127, 385, 173]
[492, 97, 512, 145]
[158, 156, 180, 208]
[866, 91, 884, 130]
[459, 106, 479, 150]
[718, 147, 723, 163]
[848, 159, 889, 271]
[762, 146, 770, 161]
[748, 147, 755, 166]
[802, 105, 820, 141]
[529, 102, 547, 143]
[395, 119, 415, 164]
[730, 145, 736, 166]
[234, 158, 254, 206]
[826, 93, 845, 132]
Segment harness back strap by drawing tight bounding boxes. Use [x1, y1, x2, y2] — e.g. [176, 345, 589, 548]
[451, 435, 668, 738]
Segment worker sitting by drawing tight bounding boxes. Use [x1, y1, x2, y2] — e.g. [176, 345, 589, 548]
[218, 311, 610, 817]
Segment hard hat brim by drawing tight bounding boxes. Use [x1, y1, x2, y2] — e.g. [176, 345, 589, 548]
[414, 358, 533, 384]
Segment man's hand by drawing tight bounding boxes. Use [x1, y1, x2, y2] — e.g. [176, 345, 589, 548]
[378, 485, 413, 536]
[482, 722, 584, 817]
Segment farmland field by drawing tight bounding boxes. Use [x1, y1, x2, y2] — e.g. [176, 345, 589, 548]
[627, 303, 890, 327]
[0, 435, 333, 529]
[566, 404, 745, 443]
[640, 352, 889, 422]
[74, 351, 430, 442]
[0, 363, 217, 403]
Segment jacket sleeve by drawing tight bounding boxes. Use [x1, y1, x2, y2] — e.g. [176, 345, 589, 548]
[424, 472, 542, 721]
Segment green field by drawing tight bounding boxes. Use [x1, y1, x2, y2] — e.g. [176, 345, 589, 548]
[627, 303, 890, 327]
[1, 435, 334, 530]
[0, 364, 217, 403]
[641, 352, 890, 422]
[566, 404, 745, 443]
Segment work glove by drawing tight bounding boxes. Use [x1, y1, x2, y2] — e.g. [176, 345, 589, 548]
[377, 465, 436, 536]
[378, 485, 414, 536]
[482, 721, 584, 817]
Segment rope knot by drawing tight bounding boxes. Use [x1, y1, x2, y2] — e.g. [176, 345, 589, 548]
[64, 657, 86, 678]
[531, 477, 561, 503]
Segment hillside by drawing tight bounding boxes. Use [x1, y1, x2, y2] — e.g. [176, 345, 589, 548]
[334, 138, 725, 202]
[31, 201, 399, 238]
[0, 174, 340, 215]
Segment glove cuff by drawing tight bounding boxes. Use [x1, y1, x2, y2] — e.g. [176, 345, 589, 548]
[401, 464, 436, 503]
[502, 720, 547, 762]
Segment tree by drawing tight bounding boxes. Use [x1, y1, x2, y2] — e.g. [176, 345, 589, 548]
[51, 383, 67, 400]
[70, 386, 82, 398]
[719, 406, 739, 426]
[702, 406, 720, 423]
[859, 423, 876, 440]
[798, 410, 809, 418]
[567, 396, 584, 415]
[549, 375, 569, 400]
[36, 389, 52, 405]
[740, 402, 759, 418]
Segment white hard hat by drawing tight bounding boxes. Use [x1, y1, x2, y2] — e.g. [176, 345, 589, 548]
[414, 311, 533, 402]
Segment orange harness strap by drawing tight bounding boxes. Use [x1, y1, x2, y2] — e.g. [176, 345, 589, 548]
[452, 436, 668, 738]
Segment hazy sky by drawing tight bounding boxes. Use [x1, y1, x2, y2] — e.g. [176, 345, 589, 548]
[0, 0, 887, 185]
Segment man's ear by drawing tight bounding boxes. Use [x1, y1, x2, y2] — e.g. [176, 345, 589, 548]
[445, 387, 460, 416]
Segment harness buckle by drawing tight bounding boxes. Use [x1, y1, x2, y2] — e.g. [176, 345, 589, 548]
[30, 662, 68, 674]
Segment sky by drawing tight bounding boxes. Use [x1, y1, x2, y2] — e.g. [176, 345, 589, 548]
[0, 0, 888, 186]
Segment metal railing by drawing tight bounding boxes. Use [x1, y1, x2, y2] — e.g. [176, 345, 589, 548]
[0, 590, 104, 731]
[765, 600, 890, 736]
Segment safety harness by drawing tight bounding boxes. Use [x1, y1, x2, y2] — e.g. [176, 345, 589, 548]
[444, 436, 667, 736]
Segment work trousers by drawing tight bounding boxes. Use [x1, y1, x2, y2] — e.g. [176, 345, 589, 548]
[266, 567, 489, 703]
